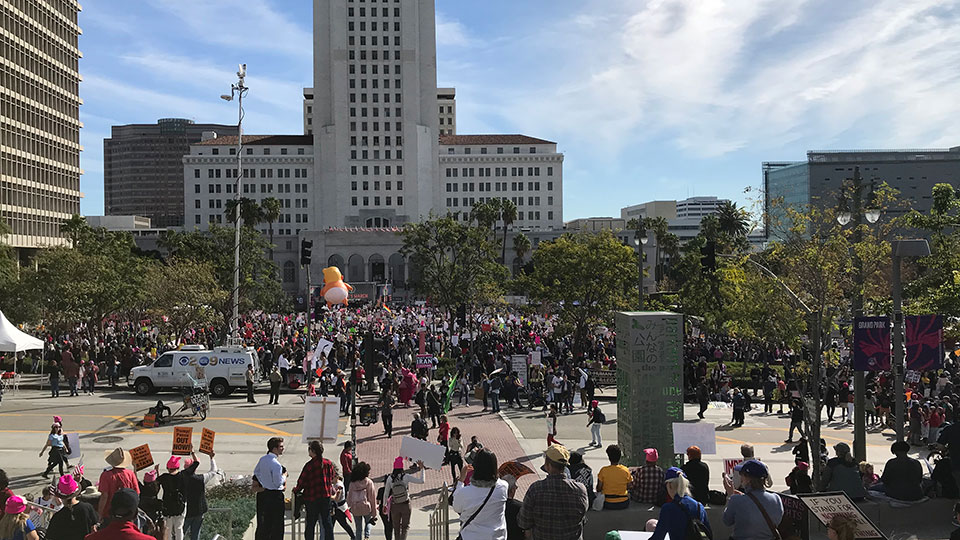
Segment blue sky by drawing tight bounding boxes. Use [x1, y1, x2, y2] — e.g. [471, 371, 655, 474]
[77, 0, 960, 222]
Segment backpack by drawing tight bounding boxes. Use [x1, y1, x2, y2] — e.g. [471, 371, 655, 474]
[596, 409, 606, 423]
[390, 479, 409, 504]
[674, 499, 710, 540]
[347, 483, 373, 515]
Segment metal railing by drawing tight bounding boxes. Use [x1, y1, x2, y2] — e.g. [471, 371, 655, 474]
[429, 482, 450, 540]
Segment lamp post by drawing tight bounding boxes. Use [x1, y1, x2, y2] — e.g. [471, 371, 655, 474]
[633, 230, 649, 310]
[221, 64, 248, 342]
[836, 166, 880, 462]
[891, 239, 931, 442]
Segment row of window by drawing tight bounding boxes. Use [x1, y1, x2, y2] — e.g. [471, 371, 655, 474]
[194, 168, 309, 179]
[348, 6, 399, 17]
[196, 183, 309, 195]
[446, 196, 548, 208]
[350, 180, 404, 191]
[350, 149, 402, 160]
[198, 198, 308, 210]
[446, 167, 554, 178]
[208, 147, 306, 156]
[350, 135, 402, 147]
[446, 181, 556, 194]
[348, 34, 400, 47]
[196, 213, 309, 225]
[349, 78, 400, 90]
[349, 63, 398, 75]
[447, 146, 540, 155]
[351, 195, 404, 207]
[347, 21, 400, 33]
[350, 93, 402, 105]
[349, 120, 402, 132]
[350, 164, 403, 176]
[445, 205, 550, 222]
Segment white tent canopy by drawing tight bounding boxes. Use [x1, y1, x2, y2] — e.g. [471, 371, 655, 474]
[0, 309, 43, 352]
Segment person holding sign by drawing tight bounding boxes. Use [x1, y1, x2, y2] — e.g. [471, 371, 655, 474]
[383, 457, 425, 540]
[182, 451, 219, 540]
[158, 457, 187, 540]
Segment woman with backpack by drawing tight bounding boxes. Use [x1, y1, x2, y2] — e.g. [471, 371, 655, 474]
[347, 462, 378, 540]
[383, 458, 424, 540]
[646, 467, 712, 540]
[587, 405, 605, 447]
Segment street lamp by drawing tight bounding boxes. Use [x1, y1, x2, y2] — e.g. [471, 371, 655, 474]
[222, 64, 248, 342]
[891, 239, 931, 442]
[633, 230, 648, 310]
[835, 166, 880, 462]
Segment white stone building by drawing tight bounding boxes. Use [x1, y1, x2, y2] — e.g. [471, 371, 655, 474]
[437, 87, 456, 135]
[438, 135, 563, 231]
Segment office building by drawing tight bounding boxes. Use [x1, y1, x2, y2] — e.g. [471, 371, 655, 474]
[437, 87, 456, 135]
[104, 119, 238, 227]
[439, 134, 563, 231]
[0, 0, 83, 256]
[764, 147, 960, 240]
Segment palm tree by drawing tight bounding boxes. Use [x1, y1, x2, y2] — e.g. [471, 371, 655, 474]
[224, 197, 264, 228]
[260, 197, 282, 260]
[500, 199, 517, 264]
[644, 216, 669, 283]
[716, 201, 749, 238]
[512, 232, 531, 275]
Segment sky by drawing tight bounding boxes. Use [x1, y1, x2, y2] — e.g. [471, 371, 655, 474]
[76, 0, 960, 221]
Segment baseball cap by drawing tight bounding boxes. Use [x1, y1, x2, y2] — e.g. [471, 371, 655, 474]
[737, 459, 769, 478]
[544, 443, 570, 465]
[110, 488, 140, 518]
[644, 448, 659, 463]
[664, 467, 685, 481]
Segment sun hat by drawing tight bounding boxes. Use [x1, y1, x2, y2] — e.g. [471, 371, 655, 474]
[393, 457, 404, 470]
[4, 495, 25, 515]
[104, 447, 133, 469]
[57, 474, 80, 498]
[664, 467, 686, 481]
[80, 486, 101, 498]
[644, 448, 659, 463]
[544, 444, 570, 465]
[166, 456, 181, 470]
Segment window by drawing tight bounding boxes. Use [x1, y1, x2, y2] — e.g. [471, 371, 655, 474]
[481, 147, 487, 154]
[281, 148, 288, 155]
[230, 148, 236, 155]
[513, 147, 520, 154]
[212, 148, 219, 155]
[298, 148, 305, 155]
[194, 169, 200, 179]
[547, 167, 553, 176]
[352, 197, 358, 206]
[547, 182, 554, 190]
[497, 147, 504, 154]
[194, 184, 200, 193]
[195, 200, 201, 209]
[529, 147, 536, 154]
[398, 196, 403, 205]
[264, 148, 271, 155]
[246, 148, 253, 155]
[283, 261, 295, 283]
[195, 215, 201, 224]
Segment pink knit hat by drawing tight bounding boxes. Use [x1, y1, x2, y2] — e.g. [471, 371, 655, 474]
[393, 456, 404, 470]
[144, 470, 158, 483]
[5, 495, 25, 515]
[166, 456, 181, 470]
[644, 448, 659, 463]
[57, 474, 79, 498]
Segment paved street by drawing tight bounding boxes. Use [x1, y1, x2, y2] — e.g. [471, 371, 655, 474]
[0, 385, 929, 539]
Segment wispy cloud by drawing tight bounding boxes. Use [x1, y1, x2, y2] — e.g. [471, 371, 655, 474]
[436, 12, 473, 48]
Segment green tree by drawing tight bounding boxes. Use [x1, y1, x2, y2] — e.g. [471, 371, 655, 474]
[260, 197, 283, 261]
[717, 200, 750, 238]
[144, 258, 227, 344]
[500, 199, 517, 264]
[512, 232, 531, 274]
[224, 197, 264, 227]
[526, 231, 638, 357]
[400, 214, 506, 326]
[60, 214, 88, 247]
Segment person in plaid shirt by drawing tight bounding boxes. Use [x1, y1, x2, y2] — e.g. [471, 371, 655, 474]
[294, 441, 336, 540]
[629, 448, 665, 504]
[517, 444, 588, 540]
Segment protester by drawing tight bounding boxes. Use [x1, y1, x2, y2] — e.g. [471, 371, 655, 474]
[785, 462, 813, 495]
[722, 460, 783, 539]
[340, 442, 354, 492]
[46, 474, 99, 540]
[84, 489, 154, 540]
[447, 427, 465, 485]
[681, 446, 710, 505]
[501, 475, 523, 540]
[646, 467, 713, 540]
[330, 465, 355, 539]
[98, 448, 140, 519]
[597, 445, 631, 510]
[822, 443, 866, 501]
[253, 437, 286, 540]
[245, 364, 256, 404]
[410, 413, 429, 441]
[629, 448, 664, 504]
[567, 452, 594, 510]
[379, 390, 395, 438]
[384, 458, 425, 540]
[860, 462, 879, 491]
[785, 398, 804, 442]
[39, 423, 71, 479]
[0, 496, 37, 540]
[0, 470, 10, 515]
[516, 444, 588, 540]
[181, 452, 218, 540]
[268, 365, 282, 405]
[28, 486, 61, 530]
[158, 456, 187, 540]
[587, 404, 604, 447]
[877, 441, 924, 501]
[292, 440, 335, 540]
[347, 462, 377, 540]
[546, 404, 560, 447]
[452, 449, 508, 539]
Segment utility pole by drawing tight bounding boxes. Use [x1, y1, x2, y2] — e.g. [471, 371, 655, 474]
[851, 166, 867, 462]
[221, 64, 248, 343]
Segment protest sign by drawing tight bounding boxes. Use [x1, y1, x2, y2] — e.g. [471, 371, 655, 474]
[778, 493, 809, 540]
[510, 355, 528, 386]
[303, 397, 340, 443]
[172, 426, 193, 455]
[199, 428, 215, 455]
[498, 461, 535, 479]
[130, 444, 154, 471]
[398, 436, 446, 470]
[416, 354, 434, 370]
[142, 414, 157, 428]
[672, 422, 716, 454]
[528, 350, 542, 366]
[723, 458, 744, 476]
[798, 492, 886, 540]
[64, 433, 81, 461]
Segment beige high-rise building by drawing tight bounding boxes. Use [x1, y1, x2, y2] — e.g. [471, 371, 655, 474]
[0, 0, 83, 255]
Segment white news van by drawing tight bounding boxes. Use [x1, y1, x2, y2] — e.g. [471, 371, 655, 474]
[128, 345, 260, 398]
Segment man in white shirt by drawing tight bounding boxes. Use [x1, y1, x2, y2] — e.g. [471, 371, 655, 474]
[253, 437, 285, 540]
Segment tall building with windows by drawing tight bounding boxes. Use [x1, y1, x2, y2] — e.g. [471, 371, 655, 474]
[312, 0, 440, 229]
[104, 119, 238, 227]
[1, 0, 83, 255]
[437, 87, 455, 135]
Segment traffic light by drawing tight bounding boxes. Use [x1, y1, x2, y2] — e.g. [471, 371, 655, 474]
[700, 241, 716, 273]
[300, 239, 313, 266]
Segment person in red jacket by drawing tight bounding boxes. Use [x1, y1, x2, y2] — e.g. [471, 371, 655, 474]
[85, 489, 153, 540]
[340, 442, 354, 492]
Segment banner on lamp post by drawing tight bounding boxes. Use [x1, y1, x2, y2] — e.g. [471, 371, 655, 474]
[853, 317, 891, 371]
[906, 315, 943, 371]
